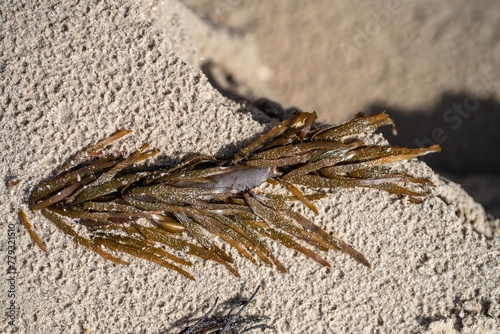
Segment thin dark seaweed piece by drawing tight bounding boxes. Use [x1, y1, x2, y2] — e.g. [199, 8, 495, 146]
[178, 285, 273, 334]
[18, 210, 47, 252]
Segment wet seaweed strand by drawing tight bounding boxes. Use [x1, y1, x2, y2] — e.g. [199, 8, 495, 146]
[19, 111, 440, 280]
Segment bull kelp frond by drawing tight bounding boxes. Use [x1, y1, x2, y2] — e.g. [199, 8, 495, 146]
[20, 111, 439, 279]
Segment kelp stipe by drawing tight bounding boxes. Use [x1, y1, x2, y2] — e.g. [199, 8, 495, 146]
[20, 111, 440, 279]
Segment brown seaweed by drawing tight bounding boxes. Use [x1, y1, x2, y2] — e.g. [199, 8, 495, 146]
[19, 111, 440, 279]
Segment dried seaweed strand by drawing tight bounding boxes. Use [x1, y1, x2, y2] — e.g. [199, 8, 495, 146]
[19, 111, 440, 279]
[179, 285, 273, 334]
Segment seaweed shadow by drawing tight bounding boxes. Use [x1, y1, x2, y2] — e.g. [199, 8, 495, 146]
[365, 91, 500, 217]
[201, 60, 298, 122]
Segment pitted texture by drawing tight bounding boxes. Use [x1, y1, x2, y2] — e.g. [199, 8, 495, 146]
[0, 1, 499, 333]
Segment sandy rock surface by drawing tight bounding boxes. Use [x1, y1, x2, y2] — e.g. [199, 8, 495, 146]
[1, 1, 499, 333]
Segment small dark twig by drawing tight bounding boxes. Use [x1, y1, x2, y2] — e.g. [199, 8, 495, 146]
[183, 297, 220, 334]
[179, 285, 273, 334]
[219, 286, 261, 333]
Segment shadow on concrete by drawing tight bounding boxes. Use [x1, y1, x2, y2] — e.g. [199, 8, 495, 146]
[365, 92, 500, 217]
